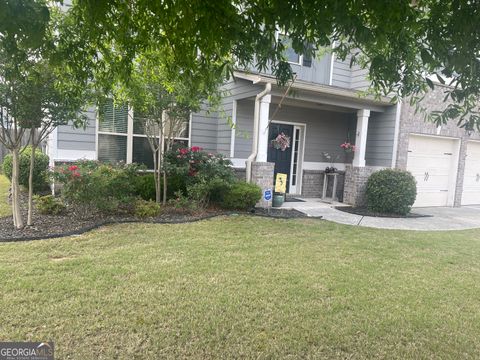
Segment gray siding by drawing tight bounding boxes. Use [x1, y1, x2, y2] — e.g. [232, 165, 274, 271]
[331, 54, 370, 91]
[191, 78, 263, 155]
[57, 107, 96, 151]
[331, 55, 352, 88]
[365, 105, 397, 167]
[246, 53, 333, 85]
[234, 99, 356, 162]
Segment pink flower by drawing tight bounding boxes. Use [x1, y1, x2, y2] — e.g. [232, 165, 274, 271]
[68, 165, 78, 171]
[191, 146, 202, 152]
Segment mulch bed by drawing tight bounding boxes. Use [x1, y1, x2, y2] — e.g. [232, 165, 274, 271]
[0, 194, 315, 242]
[335, 206, 432, 219]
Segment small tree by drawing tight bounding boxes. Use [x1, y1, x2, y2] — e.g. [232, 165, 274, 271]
[116, 51, 224, 205]
[22, 62, 89, 226]
[0, 3, 91, 228]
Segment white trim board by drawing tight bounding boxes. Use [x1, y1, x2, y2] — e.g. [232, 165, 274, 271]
[55, 149, 96, 161]
[303, 162, 347, 171]
[230, 100, 237, 158]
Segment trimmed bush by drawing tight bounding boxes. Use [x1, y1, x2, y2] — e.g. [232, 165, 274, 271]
[221, 182, 262, 210]
[2, 146, 50, 192]
[134, 199, 161, 218]
[35, 195, 66, 215]
[366, 169, 417, 215]
[165, 146, 235, 189]
[134, 173, 156, 201]
[53, 161, 142, 214]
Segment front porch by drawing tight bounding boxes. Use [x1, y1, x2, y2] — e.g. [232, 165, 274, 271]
[230, 73, 396, 206]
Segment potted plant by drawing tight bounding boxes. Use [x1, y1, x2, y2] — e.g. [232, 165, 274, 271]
[272, 192, 285, 207]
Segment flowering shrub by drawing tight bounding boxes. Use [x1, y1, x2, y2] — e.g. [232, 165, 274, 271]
[271, 132, 291, 151]
[53, 161, 143, 214]
[340, 142, 356, 153]
[165, 146, 235, 188]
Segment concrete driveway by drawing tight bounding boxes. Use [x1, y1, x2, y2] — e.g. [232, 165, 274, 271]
[282, 199, 480, 231]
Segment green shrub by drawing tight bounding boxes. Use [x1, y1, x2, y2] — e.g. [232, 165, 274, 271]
[366, 169, 417, 215]
[134, 199, 161, 218]
[168, 191, 199, 213]
[53, 161, 142, 214]
[208, 178, 232, 204]
[134, 173, 156, 201]
[2, 146, 50, 192]
[165, 146, 235, 190]
[34, 195, 66, 215]
[221, 182, 262, 210]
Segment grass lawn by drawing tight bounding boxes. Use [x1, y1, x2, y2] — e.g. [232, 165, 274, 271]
[0, 174, 11, 217]
[1, 218, 480, 359]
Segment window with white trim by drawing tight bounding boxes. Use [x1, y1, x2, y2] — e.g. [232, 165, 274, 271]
[278, 33, 302, 64]
[97, 100, 191, 169]
[278, 33, 313, 67]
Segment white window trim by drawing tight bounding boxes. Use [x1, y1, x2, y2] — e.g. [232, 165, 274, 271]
[277, 32, 303, 66]
[96, 105, 192, 165]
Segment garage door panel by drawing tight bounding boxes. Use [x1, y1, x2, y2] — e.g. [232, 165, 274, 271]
[462, 141, 480, 205]
[407, 135, 458, 207]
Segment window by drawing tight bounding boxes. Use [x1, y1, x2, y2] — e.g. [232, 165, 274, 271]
[97, 100, 191, 169]
[278, 34, 301, 64]
[278, 33, 314, 67]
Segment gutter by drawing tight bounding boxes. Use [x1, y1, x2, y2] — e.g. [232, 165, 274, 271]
[246, 83, 272, 183]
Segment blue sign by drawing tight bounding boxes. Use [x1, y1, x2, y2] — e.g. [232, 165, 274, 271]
[264, 189, 272, 201]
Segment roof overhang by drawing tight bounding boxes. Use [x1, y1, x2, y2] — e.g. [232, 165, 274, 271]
[233, 70, 394, 113]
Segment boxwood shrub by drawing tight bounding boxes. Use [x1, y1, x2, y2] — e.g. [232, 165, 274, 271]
[366, 169, 417, 215]
[221, 182, 262, 210]
[2, 146, 50, 192]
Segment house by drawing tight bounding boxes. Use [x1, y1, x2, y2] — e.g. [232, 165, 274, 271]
[46, 36, 480, 208]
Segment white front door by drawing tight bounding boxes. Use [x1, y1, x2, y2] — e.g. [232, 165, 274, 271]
[406, 135, 459, 207]
[462, 141, 480, 205]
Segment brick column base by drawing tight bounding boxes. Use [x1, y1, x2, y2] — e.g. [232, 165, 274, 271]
[343, 165, 380, 207]
[251, 162, 274, 208]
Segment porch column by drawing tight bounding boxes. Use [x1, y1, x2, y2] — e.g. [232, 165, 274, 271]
[352, 109, 370, 167]
[256, 94, 271, 162]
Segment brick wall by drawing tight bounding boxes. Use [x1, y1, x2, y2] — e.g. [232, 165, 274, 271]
[301, 170, 344, 201]
[251, 162, 274, 207]
[343, 165, 381, 206]
[396, 85, 480, 206]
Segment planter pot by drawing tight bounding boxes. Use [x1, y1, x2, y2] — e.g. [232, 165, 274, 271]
[272, 194, 285, 207]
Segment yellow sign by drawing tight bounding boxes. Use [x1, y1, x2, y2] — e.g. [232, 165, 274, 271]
[275, 173, 288, 193]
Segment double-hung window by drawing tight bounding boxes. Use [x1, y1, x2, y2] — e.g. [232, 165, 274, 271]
[278, 33, 313, 67]
[97, 100, 191, 169]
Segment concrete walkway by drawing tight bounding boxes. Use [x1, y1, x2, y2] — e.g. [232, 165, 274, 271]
[281, 198, 480, 231]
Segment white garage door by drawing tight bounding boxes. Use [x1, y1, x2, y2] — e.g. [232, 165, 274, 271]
[462, 141, 480, 205]
[406, 135, 458, 207]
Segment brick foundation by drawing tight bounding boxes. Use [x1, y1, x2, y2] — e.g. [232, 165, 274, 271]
[343, 165, 381, 206]
[301, 170, 345, 201]
[251, 162, 274, 208]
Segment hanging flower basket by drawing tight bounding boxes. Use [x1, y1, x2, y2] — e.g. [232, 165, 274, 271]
[340, 142, 356, 153]
[271, 132, 291, 151]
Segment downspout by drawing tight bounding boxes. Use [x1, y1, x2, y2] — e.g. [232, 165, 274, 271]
[246, 83, 272, 183]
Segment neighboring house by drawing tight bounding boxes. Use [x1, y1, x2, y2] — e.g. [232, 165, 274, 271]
[46, 37, 480, 208]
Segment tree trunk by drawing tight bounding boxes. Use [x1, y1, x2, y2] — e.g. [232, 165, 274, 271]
[152, 151, 161, 204]
[11, 148, 24, 229]
[27, 142, 36, 226]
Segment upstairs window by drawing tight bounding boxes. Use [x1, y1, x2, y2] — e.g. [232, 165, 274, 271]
[278, 33, 313, 67]
[278, 33, 302, 65]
